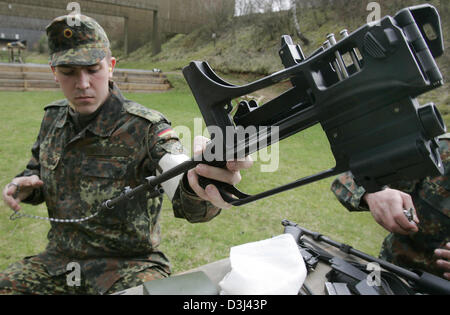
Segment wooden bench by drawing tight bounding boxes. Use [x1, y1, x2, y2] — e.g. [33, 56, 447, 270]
[0, 62, 171, 93]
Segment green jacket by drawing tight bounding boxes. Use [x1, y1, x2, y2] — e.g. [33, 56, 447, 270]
[17, 82, 221, 293]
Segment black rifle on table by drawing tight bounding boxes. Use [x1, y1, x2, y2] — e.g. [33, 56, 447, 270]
[282, 219, 450, 295]
[96, 4, 447, 211]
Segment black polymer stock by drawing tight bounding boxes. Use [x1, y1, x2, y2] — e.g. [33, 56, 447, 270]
[101, 4, 446, 209]
[282, 219, 450, 295]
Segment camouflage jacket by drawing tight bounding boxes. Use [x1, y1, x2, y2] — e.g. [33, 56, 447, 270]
[331, 136, 449, 276]
[17, 82, 221, 293]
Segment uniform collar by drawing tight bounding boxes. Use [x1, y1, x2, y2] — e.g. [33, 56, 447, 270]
[87, 81, 125, 137]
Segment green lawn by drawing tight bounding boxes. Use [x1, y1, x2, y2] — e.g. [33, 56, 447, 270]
[0, 83, 388, 273]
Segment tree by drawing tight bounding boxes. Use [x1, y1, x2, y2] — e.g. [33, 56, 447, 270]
[291, 0, 310, 45]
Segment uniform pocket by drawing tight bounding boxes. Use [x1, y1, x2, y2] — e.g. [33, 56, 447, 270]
[80, 157, 131, 226]
[39, 146, 60, 171]
[39, 146, 61, 198]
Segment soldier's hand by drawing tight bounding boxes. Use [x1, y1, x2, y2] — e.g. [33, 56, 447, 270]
[2, 175, 43, 212]
[363, 188, 419, 235]
[435, 242, 450, 280]
[187, 136, 253, 209]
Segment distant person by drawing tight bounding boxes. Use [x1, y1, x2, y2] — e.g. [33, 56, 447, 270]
[331, 134, 449, 280]
[0, 14, 252, 294]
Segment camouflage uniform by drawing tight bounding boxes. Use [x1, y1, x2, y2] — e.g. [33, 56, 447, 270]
[331, 136, 449, 277]
[0, 15, 221, 295]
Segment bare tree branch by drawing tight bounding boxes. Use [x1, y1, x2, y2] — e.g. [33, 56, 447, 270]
[291, 0, 310, 45]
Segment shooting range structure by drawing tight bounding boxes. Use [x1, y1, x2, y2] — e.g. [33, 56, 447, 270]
[0, 0, 233, 56]
[0, 62, 171, 93]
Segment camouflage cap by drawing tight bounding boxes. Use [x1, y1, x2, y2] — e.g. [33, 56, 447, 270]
[46, 14, 110, 66]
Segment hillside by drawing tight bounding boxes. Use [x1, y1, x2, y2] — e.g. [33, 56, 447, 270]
[119, 0, 449, 126]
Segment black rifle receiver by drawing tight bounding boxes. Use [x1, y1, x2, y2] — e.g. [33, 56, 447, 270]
[182, 4, 446, 205]
[74, 5, 446, 216]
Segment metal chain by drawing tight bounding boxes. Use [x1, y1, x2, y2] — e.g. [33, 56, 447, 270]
[10, 209, 100, 223]
[9, 184, 163, 223]
[7, 181, 102, 223]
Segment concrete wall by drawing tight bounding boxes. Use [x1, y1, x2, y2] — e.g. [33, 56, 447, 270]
[0, 0, 235, 54]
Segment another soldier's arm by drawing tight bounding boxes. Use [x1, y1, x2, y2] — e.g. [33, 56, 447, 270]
[435, 242, 450, 280]
[331, 172, 418, 234]
[362, 188, 419, 234]
[330, 171, 370, 212]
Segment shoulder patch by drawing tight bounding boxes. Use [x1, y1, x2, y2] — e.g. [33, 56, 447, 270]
[123, 100, 170, 124]
[438, 132, 450, 140]
[44, 99, 68, 111]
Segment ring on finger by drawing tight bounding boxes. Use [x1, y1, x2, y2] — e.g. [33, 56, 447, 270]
[7, 182, 20, 198]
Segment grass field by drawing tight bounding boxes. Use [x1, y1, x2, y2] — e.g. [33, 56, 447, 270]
[0, 79, 389, 273]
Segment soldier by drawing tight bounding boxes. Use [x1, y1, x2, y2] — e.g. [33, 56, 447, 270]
[0, 15, 252, 294]
[331, 134, 450, 280]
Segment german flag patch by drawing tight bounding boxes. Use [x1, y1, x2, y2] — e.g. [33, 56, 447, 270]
[157, 127, 176, 139]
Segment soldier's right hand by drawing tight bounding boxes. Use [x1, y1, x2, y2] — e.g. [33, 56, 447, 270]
[2, 175, 43, 212]
[363, 188, 419, 235]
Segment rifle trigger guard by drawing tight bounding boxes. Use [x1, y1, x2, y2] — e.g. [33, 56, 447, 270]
[198, 176, 249, 205]
[218, 183, 250, 205]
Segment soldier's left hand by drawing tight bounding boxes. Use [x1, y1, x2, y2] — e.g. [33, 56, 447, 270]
[187, 136, 253, 209]
[435, 242, 450, 280]
[2, 175, 44, 212]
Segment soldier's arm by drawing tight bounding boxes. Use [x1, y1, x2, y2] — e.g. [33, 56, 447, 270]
[147, 121, 222, 223]
[3, 132, 45, 210]
[2, 175, 44, 211]
[332, 137, 448, 211]
[11, 116, 48, 206]
[184, 135, 252, 208]
[331, 172, 419, 233]
[330, 171, 369, 212]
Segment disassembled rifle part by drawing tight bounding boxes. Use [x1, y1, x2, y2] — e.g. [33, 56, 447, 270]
[282, 219, 450, 295]
[182, 4, 447, 205]
[403, 208, 415, 222]
[11, 5, 448, 222]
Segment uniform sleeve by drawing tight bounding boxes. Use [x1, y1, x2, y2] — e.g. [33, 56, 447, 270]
[331, 171, 420, 212]
[147, 120, 221, 223]
[14, 115, 47, 205]
[418, 138, 450, 218]
[330, 171, 369, 212]
[332, 138, 450, 213]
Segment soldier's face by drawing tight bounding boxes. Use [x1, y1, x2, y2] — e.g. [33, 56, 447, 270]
[52, 57, 116, 114]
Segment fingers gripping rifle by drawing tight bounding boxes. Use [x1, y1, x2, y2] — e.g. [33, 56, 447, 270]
[180, 4, 446, 206]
